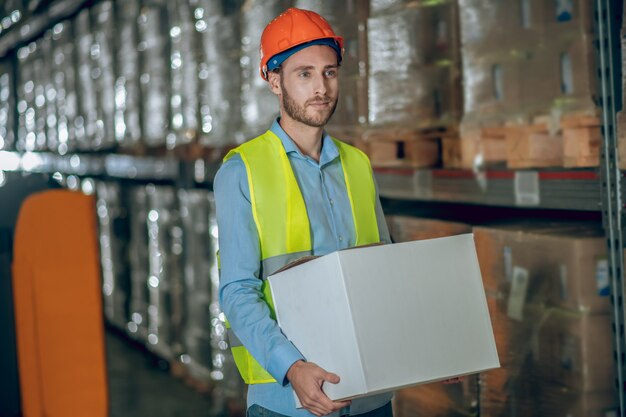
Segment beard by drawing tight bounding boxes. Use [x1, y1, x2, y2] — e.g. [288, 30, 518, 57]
[280, 77, 338, 128]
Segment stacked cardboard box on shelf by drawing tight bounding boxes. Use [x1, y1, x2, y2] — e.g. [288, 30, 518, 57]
[364, 0, 461, 168]
[455, 0, 600, 169]
[473, 223, 617, 417]
[386, 215, 478, 417]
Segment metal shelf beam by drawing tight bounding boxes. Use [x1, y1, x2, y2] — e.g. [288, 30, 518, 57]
[375, 168, 601, 211]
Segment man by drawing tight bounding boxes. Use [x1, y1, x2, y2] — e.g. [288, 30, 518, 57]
[214, 8, 393, 417]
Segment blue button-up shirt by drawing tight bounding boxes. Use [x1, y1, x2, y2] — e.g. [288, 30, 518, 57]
[214, 119, 392, 417]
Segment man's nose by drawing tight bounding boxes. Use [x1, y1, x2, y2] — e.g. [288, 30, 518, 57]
[313, 73, 327, 96]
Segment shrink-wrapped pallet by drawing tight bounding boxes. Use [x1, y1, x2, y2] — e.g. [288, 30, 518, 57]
[91, 1, 116, 150]
[178, 189, 214, 379]
[145, 185, 185, 359]
[0, 60, 15, 151]
[195, 9, 242, 146]
[50, 21, 79, 154]
[40, 33, 58, 153]
[239, 0, 289, 139]
[368, 1, 461, 129]
[16, 41, 48, 152]
[74, 9, 98, 150]
[168, 0, 199, 148]
[459, 0, 597, 128]
[295, 0, 370, 129]
[127, 186, 150, 342]
[0, 0, 23, 35]
[114, 0, 142, 151]
[96, 181, 130, 330]
[473, 222, 616, 416]
[138, 0, 171, 148]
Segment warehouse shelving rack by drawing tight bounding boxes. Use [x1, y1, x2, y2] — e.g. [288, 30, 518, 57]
[596, 0, 625, 414]
[0, 0, 625, 415]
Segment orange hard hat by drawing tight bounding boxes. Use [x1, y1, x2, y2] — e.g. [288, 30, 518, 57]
[259, 8, 344, 81]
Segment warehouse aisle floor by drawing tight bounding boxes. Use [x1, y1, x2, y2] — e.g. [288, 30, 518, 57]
[106, 329, 223, 417]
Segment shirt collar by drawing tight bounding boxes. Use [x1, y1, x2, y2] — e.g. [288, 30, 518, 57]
[270, 118, 340, 166]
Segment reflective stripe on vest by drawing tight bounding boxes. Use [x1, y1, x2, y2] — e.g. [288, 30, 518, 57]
[222, 130, 380, 384]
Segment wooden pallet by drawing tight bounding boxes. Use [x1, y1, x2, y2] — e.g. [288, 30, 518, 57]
[357, 127, 457, 168]
[449, 113, 601, 169]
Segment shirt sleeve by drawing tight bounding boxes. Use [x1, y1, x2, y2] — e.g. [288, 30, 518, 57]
[214, 155, 305, 385]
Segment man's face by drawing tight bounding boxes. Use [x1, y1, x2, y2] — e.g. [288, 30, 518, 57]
[270, 45, 339, 128]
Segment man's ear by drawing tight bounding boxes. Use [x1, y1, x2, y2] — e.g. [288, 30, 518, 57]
[267, 71, 281, 96]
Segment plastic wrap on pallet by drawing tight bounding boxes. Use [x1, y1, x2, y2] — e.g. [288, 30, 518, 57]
[74, 9, 98, 150]
[127, 186, 150, 342]
[480, 298, 617, 417]
[168, 0, 199, 148]
[369, 0, 404, 15]
[96, 181, 130, 330]
[16, 44, 34, 152]
[114, 0, 142, 150]
[459, 0, 596, 129]
[0, 60, 15, 151]
[40, 32, 58, 153]
[178, 189, 214, 380]
[0, 0, 24, 34]
[50, 21, 79, 154]
[91, 1, 116, 150]
[195, 12, 243, 146]
[293, 0, 359, 24]
[296, 0, 369, 77]
[473, 222, 615, 416]
[239, 0, 288, 139]
[367, 3, 459, 128]
[292, 1, 370, 129]
[138, 0, 171, 148]
[369, 65, 455, 128]
[146, 185, 184, 360]
[16, 41, 48, 152]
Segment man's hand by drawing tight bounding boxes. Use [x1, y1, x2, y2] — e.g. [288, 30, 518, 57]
[286, 360, 351, 416]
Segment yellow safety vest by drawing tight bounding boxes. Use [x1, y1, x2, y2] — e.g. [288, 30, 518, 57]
[222, 130, 380, 384]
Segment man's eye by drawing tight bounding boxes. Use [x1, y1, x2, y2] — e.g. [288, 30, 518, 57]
[299, 71, 310, 78]
[325, 70, 337, 78]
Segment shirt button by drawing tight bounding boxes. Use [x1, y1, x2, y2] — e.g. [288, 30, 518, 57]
[329, 199, 334, 205]
[339, 235, 344, 241]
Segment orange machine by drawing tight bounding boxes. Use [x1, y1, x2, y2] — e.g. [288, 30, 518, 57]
[12, 189, 108, 417]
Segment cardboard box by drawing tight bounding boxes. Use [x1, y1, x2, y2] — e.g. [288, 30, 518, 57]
[386, 216, 471, 243]
[393, 375, 479, 417]
[473, 223, 609, 313]
[534, 310, 615, 392]
[267, 234, 500, 403]
[535, 385, 618, 417]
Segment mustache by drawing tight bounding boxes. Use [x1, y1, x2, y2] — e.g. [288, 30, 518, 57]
[306, 97, 332, 105]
